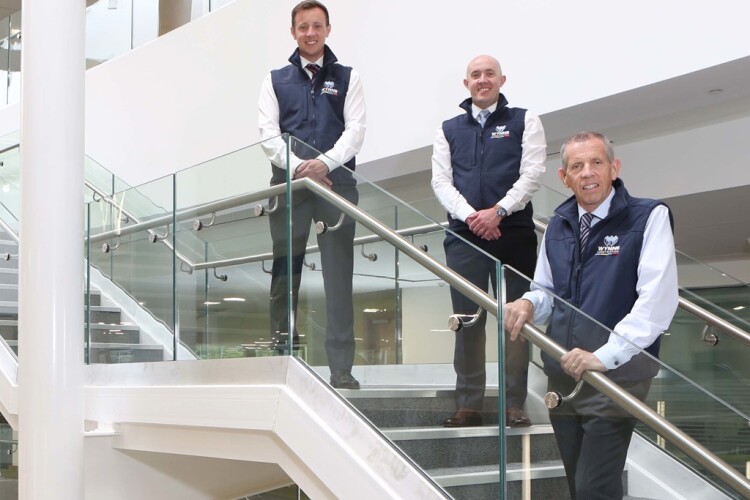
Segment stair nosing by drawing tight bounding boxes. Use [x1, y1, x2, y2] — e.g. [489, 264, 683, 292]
[429, 460, 567, 487]
[384, 424, 554, 441]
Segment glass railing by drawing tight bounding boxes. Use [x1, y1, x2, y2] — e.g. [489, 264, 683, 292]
[502, 265, 749, 498]
[78, 134, 748, 496]
[530, 183, 750, 425]
[86, 172, 176, 363]
[0, 129, 738, 495]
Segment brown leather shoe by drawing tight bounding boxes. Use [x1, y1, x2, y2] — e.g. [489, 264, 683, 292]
[442, 409, 482, 427]
[506, 407, 531, 427]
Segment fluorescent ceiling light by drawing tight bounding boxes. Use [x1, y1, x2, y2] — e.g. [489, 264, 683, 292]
[223, 297, 246, 302]
[204, 301, 221, 305]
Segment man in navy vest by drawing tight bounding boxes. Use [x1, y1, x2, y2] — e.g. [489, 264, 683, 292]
[432, 55, 546, 427]
[504, 132, 679, 499]
[258, 0, 366, 389]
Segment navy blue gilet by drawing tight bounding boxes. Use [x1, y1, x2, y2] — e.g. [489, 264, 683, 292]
[270, 45, 354, 186]
[541, 179, 673, 382]
[441, 94, 533, 232]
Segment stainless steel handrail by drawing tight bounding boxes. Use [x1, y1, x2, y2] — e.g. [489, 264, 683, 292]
[300, 178, 750, 498]
[522, 321, 750, 497]
[85, 180, 196, 271]
[84, 181, 750, 349]
[190, 221, 447, 272]
[1, 158, 744, 492]
[533, 218, 750, 348]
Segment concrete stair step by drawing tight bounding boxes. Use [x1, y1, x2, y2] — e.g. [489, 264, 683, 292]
[87, 343, 164, 364]
[430, 460, 568, 499]
[346, 387, 500, 427]
[384, 425, 559, 469]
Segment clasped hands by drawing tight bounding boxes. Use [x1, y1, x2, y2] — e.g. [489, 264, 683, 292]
[466, 207, 501, 240]
[294, 159, 332, 188]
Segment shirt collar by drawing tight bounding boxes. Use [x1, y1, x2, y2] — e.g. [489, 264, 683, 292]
[300, 55, 324, 68]
[472, 102, 498, 120]
[578, 187, 616, 221]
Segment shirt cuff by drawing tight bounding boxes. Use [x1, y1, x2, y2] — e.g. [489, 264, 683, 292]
[317, 154, 338, 172]
[455, 205, 476, 223]
[521, 290, 551, 325]
[593, 342, 625, 371]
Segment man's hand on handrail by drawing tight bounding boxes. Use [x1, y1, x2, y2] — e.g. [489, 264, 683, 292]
[503, 298, 534, 342]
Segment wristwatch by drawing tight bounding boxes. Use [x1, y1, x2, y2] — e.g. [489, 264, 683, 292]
[496, 205, 508, 218]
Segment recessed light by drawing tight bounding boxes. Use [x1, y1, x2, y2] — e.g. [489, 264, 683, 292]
[223, 297, 246, 302]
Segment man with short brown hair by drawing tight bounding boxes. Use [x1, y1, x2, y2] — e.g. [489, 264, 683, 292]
[259, 1, 366, 389]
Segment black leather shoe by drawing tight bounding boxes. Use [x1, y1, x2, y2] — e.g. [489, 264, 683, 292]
[442, 409, 483, 427]
[506, 407, 531, 427]
[330, 370, 360, 389]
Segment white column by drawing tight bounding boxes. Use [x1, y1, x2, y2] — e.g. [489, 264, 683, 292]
[18, 0, 85, 498]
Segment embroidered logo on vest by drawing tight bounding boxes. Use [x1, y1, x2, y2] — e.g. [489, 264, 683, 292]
[596, 235, 620, 256]
[490, 125, 510, 139]
[321, 81, 338, 96]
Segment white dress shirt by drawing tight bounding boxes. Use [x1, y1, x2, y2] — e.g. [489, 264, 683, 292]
[431, 102, 546, 222]
[522, 187, 679, 370]
[258, 54, 367, 173]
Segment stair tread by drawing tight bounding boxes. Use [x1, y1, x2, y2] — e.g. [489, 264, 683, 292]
[89, 342, 162, 350]
[346, 385, 504, 398]
[89, 323, 138, 330]
[0, 319, 137, 330]
[4, 341, 160, 349]
[429, 459, 567, 486]
[384, 424, 554, 440]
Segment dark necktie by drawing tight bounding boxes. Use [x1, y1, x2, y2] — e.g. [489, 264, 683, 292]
[580, 212, 594, 255]
[306, 63, 320, 81]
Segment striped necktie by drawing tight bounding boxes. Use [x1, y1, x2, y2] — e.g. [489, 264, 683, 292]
[306, 63, 320, 81]
[580, 212, 594, 255]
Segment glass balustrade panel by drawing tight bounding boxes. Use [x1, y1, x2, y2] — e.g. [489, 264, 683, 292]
[0, 14, 10, 106]
[5, 10, 19, 105]
[86, 174, 176, 364]
[675, 249, 750, 335]
[173, 143, 277, 360]
[502, 265, 750, 499]
[0, 139, 19, 358]
[85, 155, 132, 204]
[0, 142, 20, 227]
[273, 137, 498, 496]
[85, 0, 134, 68]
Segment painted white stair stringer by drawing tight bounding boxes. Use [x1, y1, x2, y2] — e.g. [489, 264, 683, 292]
[83, 356, 445, 499]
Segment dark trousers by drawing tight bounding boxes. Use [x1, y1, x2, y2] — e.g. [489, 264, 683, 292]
[547, 376, 651, 499]
[443, 227, 537, 410]
[268, 185, 359, 372]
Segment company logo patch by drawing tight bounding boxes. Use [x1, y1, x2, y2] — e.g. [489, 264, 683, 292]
[321, 81, 338, 96]
[596, 235, 620, 256]
[490, 125, 510, 139]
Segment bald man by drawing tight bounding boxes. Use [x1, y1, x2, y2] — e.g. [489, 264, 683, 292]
[431, 55, 547, 427]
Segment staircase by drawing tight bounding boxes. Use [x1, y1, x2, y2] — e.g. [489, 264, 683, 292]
[0, 226, 163, 363]
[346, 386, 571, 499]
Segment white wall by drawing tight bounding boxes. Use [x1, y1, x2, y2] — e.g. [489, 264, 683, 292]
[84, 0, 750, 187]
[542, 114, 750, 201]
